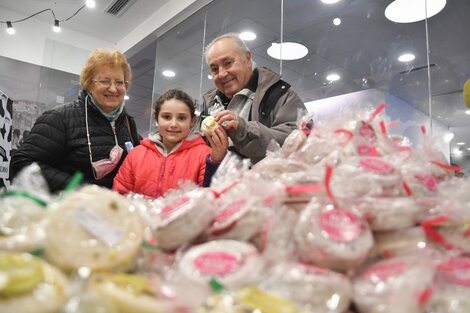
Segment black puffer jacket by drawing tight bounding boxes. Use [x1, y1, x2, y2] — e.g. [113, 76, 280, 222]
[10, 90, 141, 192]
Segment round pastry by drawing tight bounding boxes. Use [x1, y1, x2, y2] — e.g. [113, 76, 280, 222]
[0, 195, 47, 253]
[261, 262, 352, 313]
[426, 257, 470, 313]
[178, 240, 263, 289]
[153, 189, 215, 251]
[0, 252, 68, 313]
[45, 185, 144, 272]
[295, 200, 374, 272]
[345, 196, 422, 231]
[206, 198, 265, 242]
[280, 129, 307, 158]
[371, 226, 427, 258]
[353, 256, 435, 313]
[330, 157, 404, 199]
[201, 116, 217, 134]
[89, 273, 181, 313]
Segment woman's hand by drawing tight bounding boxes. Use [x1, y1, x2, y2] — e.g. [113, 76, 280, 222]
[205, 125, 229, 163]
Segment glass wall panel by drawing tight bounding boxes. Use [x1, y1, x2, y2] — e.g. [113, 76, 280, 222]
[145, 0, 469, 174]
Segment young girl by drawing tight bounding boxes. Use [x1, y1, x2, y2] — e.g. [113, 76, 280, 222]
[113, 89, 228, 198]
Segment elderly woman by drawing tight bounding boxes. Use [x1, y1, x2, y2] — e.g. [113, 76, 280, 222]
[10, 48, 141, 192]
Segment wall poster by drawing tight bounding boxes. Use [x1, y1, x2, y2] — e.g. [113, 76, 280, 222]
[0, 90, 13, 188]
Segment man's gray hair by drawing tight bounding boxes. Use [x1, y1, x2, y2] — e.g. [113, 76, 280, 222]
[204, 32, 251, 64]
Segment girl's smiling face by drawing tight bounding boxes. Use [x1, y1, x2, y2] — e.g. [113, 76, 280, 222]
[157, 98, 195, 150]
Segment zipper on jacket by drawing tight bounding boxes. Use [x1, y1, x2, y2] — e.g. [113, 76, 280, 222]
[157, 158, 166, 196]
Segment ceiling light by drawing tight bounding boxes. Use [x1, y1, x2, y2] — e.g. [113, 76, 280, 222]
[326, 73, 341, 81]
[6, 21, 15, 35]
[465, 110, 470, 115]
[162, 70, 175, 78]
[267, 42, 308, 60]
[333, 18, 342, 26]
[53, 20, 61, 33]
[398, 53, 415, 62]
[385, 0, 447, 23]
[321, 0, 341, 4]
[124, 95, 129, 100]
[85, 0, 96, 8]
[208, 74, 213, 80]
[457, 142, 465, 145]
[444, 132, 454, 142]
[239, 31, 256, 41]
[453, 148, 463, 155]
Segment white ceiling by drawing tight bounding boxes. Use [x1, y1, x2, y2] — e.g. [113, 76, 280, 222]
[0, 0, 170, 44]
[1, 0, 470, 171]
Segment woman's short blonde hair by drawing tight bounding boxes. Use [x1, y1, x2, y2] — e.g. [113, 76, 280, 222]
[80, 48, 132, 91]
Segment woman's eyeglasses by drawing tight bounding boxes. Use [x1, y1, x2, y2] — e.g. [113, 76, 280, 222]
[93, 79, 128, 88]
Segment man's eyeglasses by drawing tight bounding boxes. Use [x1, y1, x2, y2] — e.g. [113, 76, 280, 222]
[93, 79, 128, 88]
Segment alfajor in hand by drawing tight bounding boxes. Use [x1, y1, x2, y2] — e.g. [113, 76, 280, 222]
[201, 116, 218, 135]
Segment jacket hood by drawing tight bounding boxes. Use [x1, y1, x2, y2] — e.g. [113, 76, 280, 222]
[143, 133, 207, 155]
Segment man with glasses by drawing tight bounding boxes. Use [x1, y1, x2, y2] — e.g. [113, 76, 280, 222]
[10, 48, 141, 192]
[201, 32, 306, 164]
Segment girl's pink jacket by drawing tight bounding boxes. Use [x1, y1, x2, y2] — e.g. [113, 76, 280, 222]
[113, 134, 211, 198]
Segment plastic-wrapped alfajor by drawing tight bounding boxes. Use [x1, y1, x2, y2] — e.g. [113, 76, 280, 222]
[344, 196, 422, 231]
[0, 191, 48, 253]
[0, 252, 69, 313]
[177, 240, 264, 290]
[425, 257, 470, 313]
[152, 188, 215, 251]
[294, 198, 374, 272]
[260, 261, 352, 313]
[352, 253, 437, 313]
[329, 156, 404, 199]
[87, 272, 185, 313]
[44, 185, 144, 272]
[205, 197, 269, 243]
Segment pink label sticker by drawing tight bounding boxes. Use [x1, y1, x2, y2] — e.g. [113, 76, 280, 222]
[357, 144, 374, 156]
[359, 157, 394, 174]
[193, 251, 240, 275]
[415, 174, 439, 192]
[364, 261, 407, 282]
[299, 262, 330, 275]
[320, 208, 362, 242]
[438, 257, 470, 287]
[359, 121, 376, 142]
[215, 199, 247, 223]
[161, 196, 190, 217]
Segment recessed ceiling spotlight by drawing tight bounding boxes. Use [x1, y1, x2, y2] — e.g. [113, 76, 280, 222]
[385, 0, 446, 23]
[162, 70, 175, 78]
[333, 17, 342, 26]
[444, 132, 454, 143]
[453, 148, 463, 155]
[321, 0, 341, 4]
[267, 42, 308, 60]
[124, 95, 130, 100]
[465, 110, 470, 115]
[457, 142, 465, 146]
[239, 31, 256, 41]
[326, 73, 341, 82]
[208, 74, 213, 80]
[398, 53, 416, 62]
[86, 0, 96, 8]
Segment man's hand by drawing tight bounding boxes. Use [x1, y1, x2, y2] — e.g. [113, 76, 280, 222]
[215, 110, 239, 131]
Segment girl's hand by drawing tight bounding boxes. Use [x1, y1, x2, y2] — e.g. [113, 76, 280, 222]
[206, 126, 229, 162]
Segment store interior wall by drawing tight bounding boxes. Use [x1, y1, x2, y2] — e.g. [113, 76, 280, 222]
[131, 0, 469, 175]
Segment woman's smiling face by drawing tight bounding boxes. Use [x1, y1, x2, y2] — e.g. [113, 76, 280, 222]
[89, 65, 127, 113]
